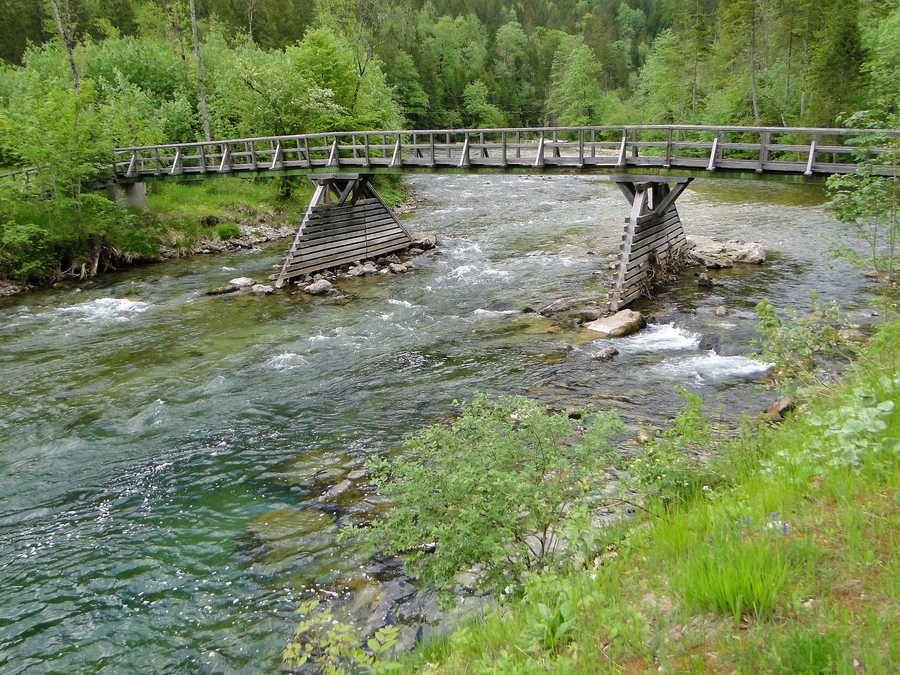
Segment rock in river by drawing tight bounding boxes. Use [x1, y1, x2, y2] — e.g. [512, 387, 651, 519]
[584, 309, 646, 338]
[303, 279, 334, 295]
[589, 346, 619, 361]
[229, 276, 256, 288]
[687, 235, 766, 268]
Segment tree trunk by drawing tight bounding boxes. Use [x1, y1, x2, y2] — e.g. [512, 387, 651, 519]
[48, 0, 79, 94]
[189, 0, 211, 141]
[749, 10, 760, 124]
[164, 0, 190, 92]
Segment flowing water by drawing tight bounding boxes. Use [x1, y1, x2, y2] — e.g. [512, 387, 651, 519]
[0, 174, 878, 672]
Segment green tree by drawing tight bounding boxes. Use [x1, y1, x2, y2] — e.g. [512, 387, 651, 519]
[805, 0, 864, 126]
[360, 394, 624, 599]
[462, 79, 505, 127]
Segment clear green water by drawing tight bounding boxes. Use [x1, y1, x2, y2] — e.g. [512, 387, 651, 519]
[0, 175, 874, 672]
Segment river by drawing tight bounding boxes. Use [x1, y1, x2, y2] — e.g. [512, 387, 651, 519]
[0, 174, 876, 672]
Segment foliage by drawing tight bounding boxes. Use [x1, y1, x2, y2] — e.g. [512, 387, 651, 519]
[753, 296, 858, 387]
[620, 389, 720, 507]
[281, 598, 400, 674]
[361, 394, 624, 599]
[826, 113, 899, 285]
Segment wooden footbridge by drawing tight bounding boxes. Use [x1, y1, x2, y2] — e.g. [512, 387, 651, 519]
[105, 124, 898, 308]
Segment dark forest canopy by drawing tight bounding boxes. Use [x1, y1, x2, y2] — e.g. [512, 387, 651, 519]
[0, 0, 897, 137]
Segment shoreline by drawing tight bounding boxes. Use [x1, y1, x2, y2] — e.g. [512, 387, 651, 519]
[0, 187, 425, 300]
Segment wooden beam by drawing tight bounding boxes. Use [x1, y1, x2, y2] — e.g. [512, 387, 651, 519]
[706, 135, 719, 171]
[616, 131, 627, 167]
[270, 140, 282, 170]
[327, 138, 339, 167]
[458, 133, 470, 168]
[390, 137, 402, 167]
[218, 144, 231, 172]
[804, 136, 817, 176]
[534, 133, 545, 167]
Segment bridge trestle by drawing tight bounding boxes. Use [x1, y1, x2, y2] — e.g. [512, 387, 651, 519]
[608, 176, 693, 312]
[273, 174, 412, 289]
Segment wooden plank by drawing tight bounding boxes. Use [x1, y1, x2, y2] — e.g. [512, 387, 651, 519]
[804, 136, 817, 176]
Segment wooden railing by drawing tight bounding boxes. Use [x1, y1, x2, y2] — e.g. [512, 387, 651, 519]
[106, 125, 895, 180]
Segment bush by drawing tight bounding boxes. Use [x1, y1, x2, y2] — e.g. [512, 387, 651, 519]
[360, 394, 624, 599]
[216, 222, 241, 240]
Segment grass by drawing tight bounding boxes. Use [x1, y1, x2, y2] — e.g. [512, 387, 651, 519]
[397, 322, 900, 673]
[143, 174, 407, 251]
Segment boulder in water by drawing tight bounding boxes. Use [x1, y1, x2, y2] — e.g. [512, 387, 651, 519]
[539, 298, 573, 316]
[411, 232, 438, 250]
[229, 276, 256, 288]
[303, 279, 334, 295]
[389, 262, 407, 274]
[589, 346, 619, 361]
[584, 309, 646, 338]
[251, 283, 274, 295]
[687, 235, 766, 268]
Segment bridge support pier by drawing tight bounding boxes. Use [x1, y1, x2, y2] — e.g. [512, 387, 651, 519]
[607, 176, 693, 312]
[274, 174, 412, 288]
[106, 181, 147, 209]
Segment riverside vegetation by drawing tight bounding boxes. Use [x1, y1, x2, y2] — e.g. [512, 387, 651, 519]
[1, 0, 899, 287]
[282, 315, 899, 673]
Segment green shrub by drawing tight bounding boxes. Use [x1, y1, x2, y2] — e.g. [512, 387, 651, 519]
[359, 394, 624, 599]
[216, 222, 241, 240]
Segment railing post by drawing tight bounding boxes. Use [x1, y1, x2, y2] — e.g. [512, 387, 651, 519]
[616, 129, 627, 167]
[364, 134, 370, 167]
[199, 144, 207, 173]
[516, 131, 521, 159]
[706, 133, 719, 172]
[591, 129, 596, 158]
[578, 129, 584, 167]
[534, 131, 545, 167]
[804, 135, 818, 176]
[430, 132, 435, 167]
[631, 128, 639, 158]
[757, 131, 770, 173]
[665, 128, 672, 168]
[501, 131, 507, 166]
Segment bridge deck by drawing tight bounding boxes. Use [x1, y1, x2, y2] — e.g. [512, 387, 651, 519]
[112, 125, 899, 181]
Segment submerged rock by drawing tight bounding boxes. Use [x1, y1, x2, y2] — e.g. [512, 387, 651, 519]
[584, 309, 646, 338]
[303, 279, 334, 295]
[538, 298, 573, 316]
[206, 283, 239, 296]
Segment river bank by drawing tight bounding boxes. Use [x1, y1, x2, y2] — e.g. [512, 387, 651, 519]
[0, 175, 414, 299]
[401, 320, 899, 673]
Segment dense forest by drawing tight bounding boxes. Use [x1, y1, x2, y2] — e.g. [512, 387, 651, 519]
[0, 0, 897, 283]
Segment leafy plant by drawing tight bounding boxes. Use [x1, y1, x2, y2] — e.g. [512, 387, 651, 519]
[826, 112, 899, 285]
[282, 599, 400, 674]
[626, 389, 720, 506]
[753, 296, 858, 387]
[359, 394, 624, 599]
